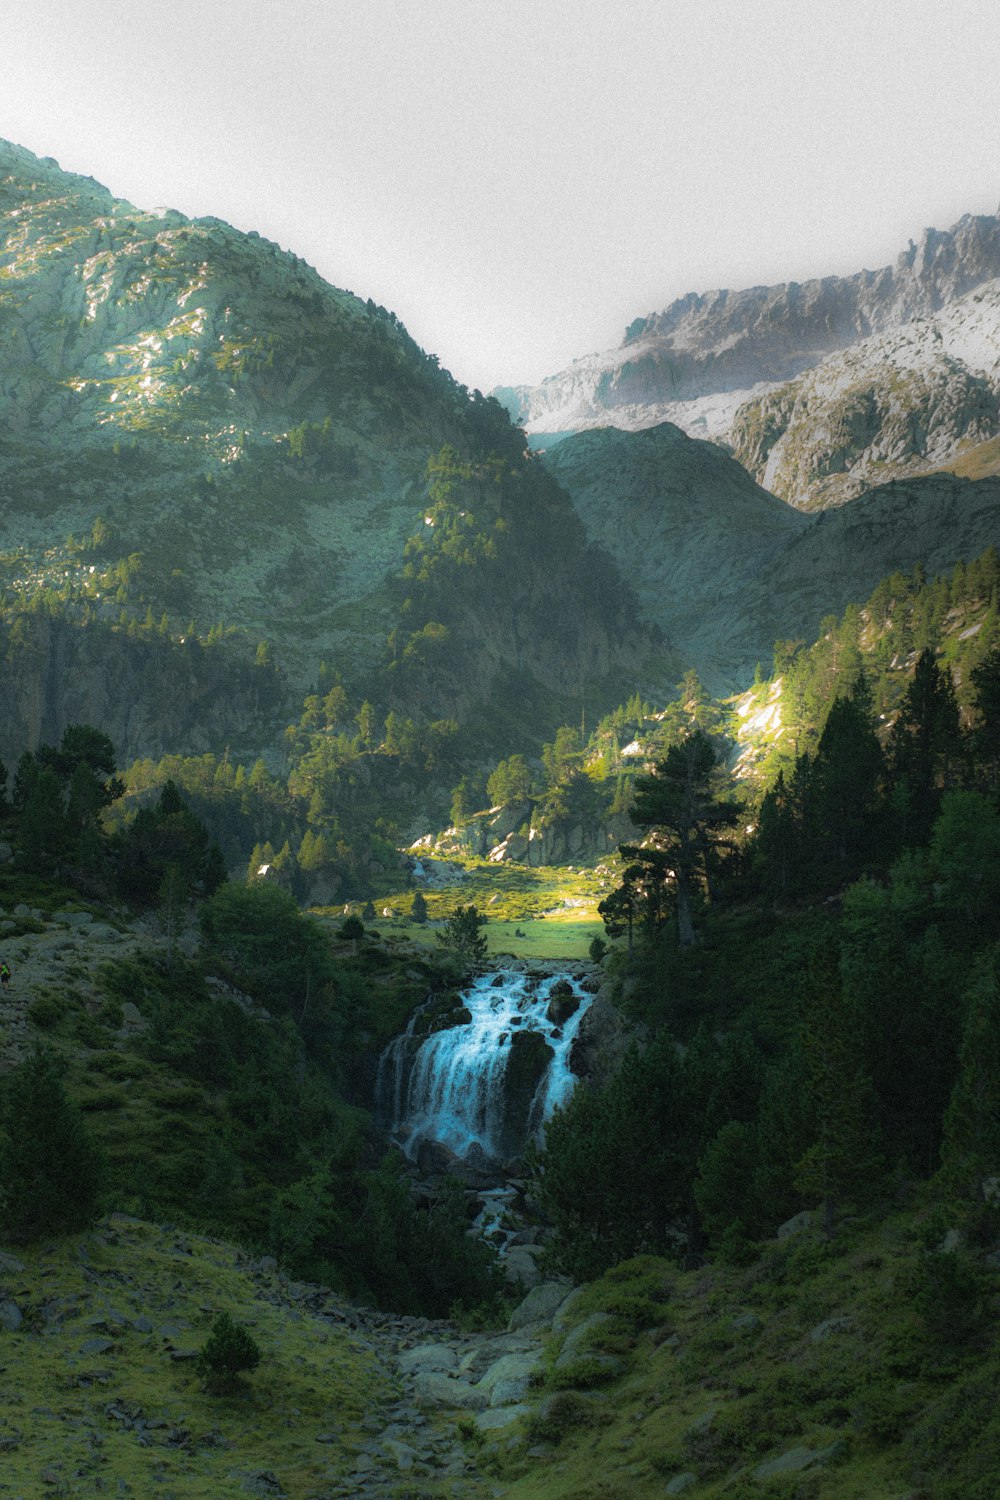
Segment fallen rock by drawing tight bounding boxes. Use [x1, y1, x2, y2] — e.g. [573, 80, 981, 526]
[475, 1405, 529, 1431]
[555, 1312, 615, 1366]
[503, 1244, 543, 1290]
[397, 1344, 459, 1375]
[478, 1349, 543, 1406]
[0, 1301, 23, 1332]
[508, 1280, 574, 1331]
[412, 1371, 489, 1411]
[753, 1439, 847, 1479]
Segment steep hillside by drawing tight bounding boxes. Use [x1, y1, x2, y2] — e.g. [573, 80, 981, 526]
[496, 212, 1000, 452]
[542, 422, 1000, 691]
[541, 423, 807, 685]
[0, 141, 653, 761]
[731, 277, 1000, 509]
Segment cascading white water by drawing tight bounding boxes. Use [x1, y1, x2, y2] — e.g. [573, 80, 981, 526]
[377, 970, 594, 1165]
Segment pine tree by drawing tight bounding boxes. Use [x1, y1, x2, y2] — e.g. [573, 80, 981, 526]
[0, 1047, 104, 1235]
[628, 729, 740, 947]
[806, 675, 886, 883]
[794, 938, 884, 1234]
[436, 904, 488, 964]
[939, 946, 1000, 1205]
[890, 650, 965, 847]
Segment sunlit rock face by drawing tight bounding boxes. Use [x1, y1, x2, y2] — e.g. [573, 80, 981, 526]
[0, 139, 465, 684]
[730, 278, 1000, 510]
[495, 213, 1000, 470]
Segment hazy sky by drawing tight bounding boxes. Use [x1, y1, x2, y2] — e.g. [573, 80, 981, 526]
[5, 0, 1000, 391]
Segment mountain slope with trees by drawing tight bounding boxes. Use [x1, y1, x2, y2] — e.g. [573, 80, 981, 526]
[0, 140, 655, 768]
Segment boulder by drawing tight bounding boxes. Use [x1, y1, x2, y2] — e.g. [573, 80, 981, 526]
[477, 1349, 543, 1406]
[555, 1312, 615, 1367]
[412, 1371, 489, 1411]
[0, 1301, 23, 1332]
[508, 1280, 574, 1331]
[546, 984, 580, 1026]
[753, 1440, 847, 1479]
[503, 1245, 543, 1290]
[776, 1209, 815, 1240]
[398, 1344, 459, 1375]
[666, 1476, 698, 1496]
[499, 1029, 554, 1157]
[475, 1405, 529, 1431]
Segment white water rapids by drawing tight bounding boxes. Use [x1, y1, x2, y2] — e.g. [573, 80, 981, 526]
[377, 970, 594, 1166]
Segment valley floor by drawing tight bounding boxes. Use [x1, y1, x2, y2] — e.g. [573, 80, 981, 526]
[0, 1198, 975, 1499]
[317, 858, 611, 963]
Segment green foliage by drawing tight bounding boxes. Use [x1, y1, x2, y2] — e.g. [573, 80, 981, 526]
[0, 1045, 105, 1236]
[486, 753, 532, 807]
[196, 1310, 261, 1395]
[939, 945, 1000, 1204]
[115, 778, 225, 906]
[436, 903, 488, 965]
[625, 728, 741, 946]
[199, 881, 336, 1024]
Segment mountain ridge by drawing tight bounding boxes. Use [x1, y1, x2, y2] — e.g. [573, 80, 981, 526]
[495, 211, 1000, 460]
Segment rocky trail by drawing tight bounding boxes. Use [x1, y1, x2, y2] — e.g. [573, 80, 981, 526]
[0, 1211, 582, 1499]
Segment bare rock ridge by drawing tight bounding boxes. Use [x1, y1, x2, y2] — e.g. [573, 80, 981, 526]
[730, 277, 1000, 509]
[495, 211, 1000, 452]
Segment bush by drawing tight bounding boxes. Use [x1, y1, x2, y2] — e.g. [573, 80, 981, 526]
[196, 1311, 261, 1394]
[27, 994, 64, 1029]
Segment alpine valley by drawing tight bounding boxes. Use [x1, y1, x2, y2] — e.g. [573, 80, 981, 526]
[2, 140, 1000, 1500]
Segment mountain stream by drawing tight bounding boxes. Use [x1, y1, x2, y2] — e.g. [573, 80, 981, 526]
[377, 969, 594, 1169]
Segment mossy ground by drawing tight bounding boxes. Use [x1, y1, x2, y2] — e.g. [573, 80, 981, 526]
[0, 1216, 387, 1499]
[478, 1205, 1000, 1499]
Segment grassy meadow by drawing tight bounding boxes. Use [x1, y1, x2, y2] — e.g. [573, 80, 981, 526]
[314, 856, 614, 963]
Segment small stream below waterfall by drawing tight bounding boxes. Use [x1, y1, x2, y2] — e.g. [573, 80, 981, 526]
[377, 969, 594, 1169]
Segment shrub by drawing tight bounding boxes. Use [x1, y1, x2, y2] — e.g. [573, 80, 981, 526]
[27, 994, 64, 1029]
[196, 1311, 261, 1394]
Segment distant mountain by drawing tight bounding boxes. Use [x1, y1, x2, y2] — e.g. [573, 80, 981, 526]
[496, 212, 1000, 464]
[730, 278, 1000, 510]
[0, 141, 652, 762]
[540, 423, 807, 685]
[543, 423, 1000, 689]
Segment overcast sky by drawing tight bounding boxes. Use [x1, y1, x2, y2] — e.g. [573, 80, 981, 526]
[4, 0, 1000, 392]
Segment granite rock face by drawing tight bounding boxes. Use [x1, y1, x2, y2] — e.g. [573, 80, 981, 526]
[732, 277, 1000, 509]
[497, 212, 1000, 463]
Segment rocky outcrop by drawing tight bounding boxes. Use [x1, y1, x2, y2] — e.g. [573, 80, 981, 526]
[731, 277, 1000, 509]
[495, 213, 1000, 450]
[0, 611, 286, 772]
[427, 802, 636, 867]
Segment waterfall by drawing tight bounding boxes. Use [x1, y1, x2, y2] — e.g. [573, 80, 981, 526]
[376, 970, 594, 1166]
